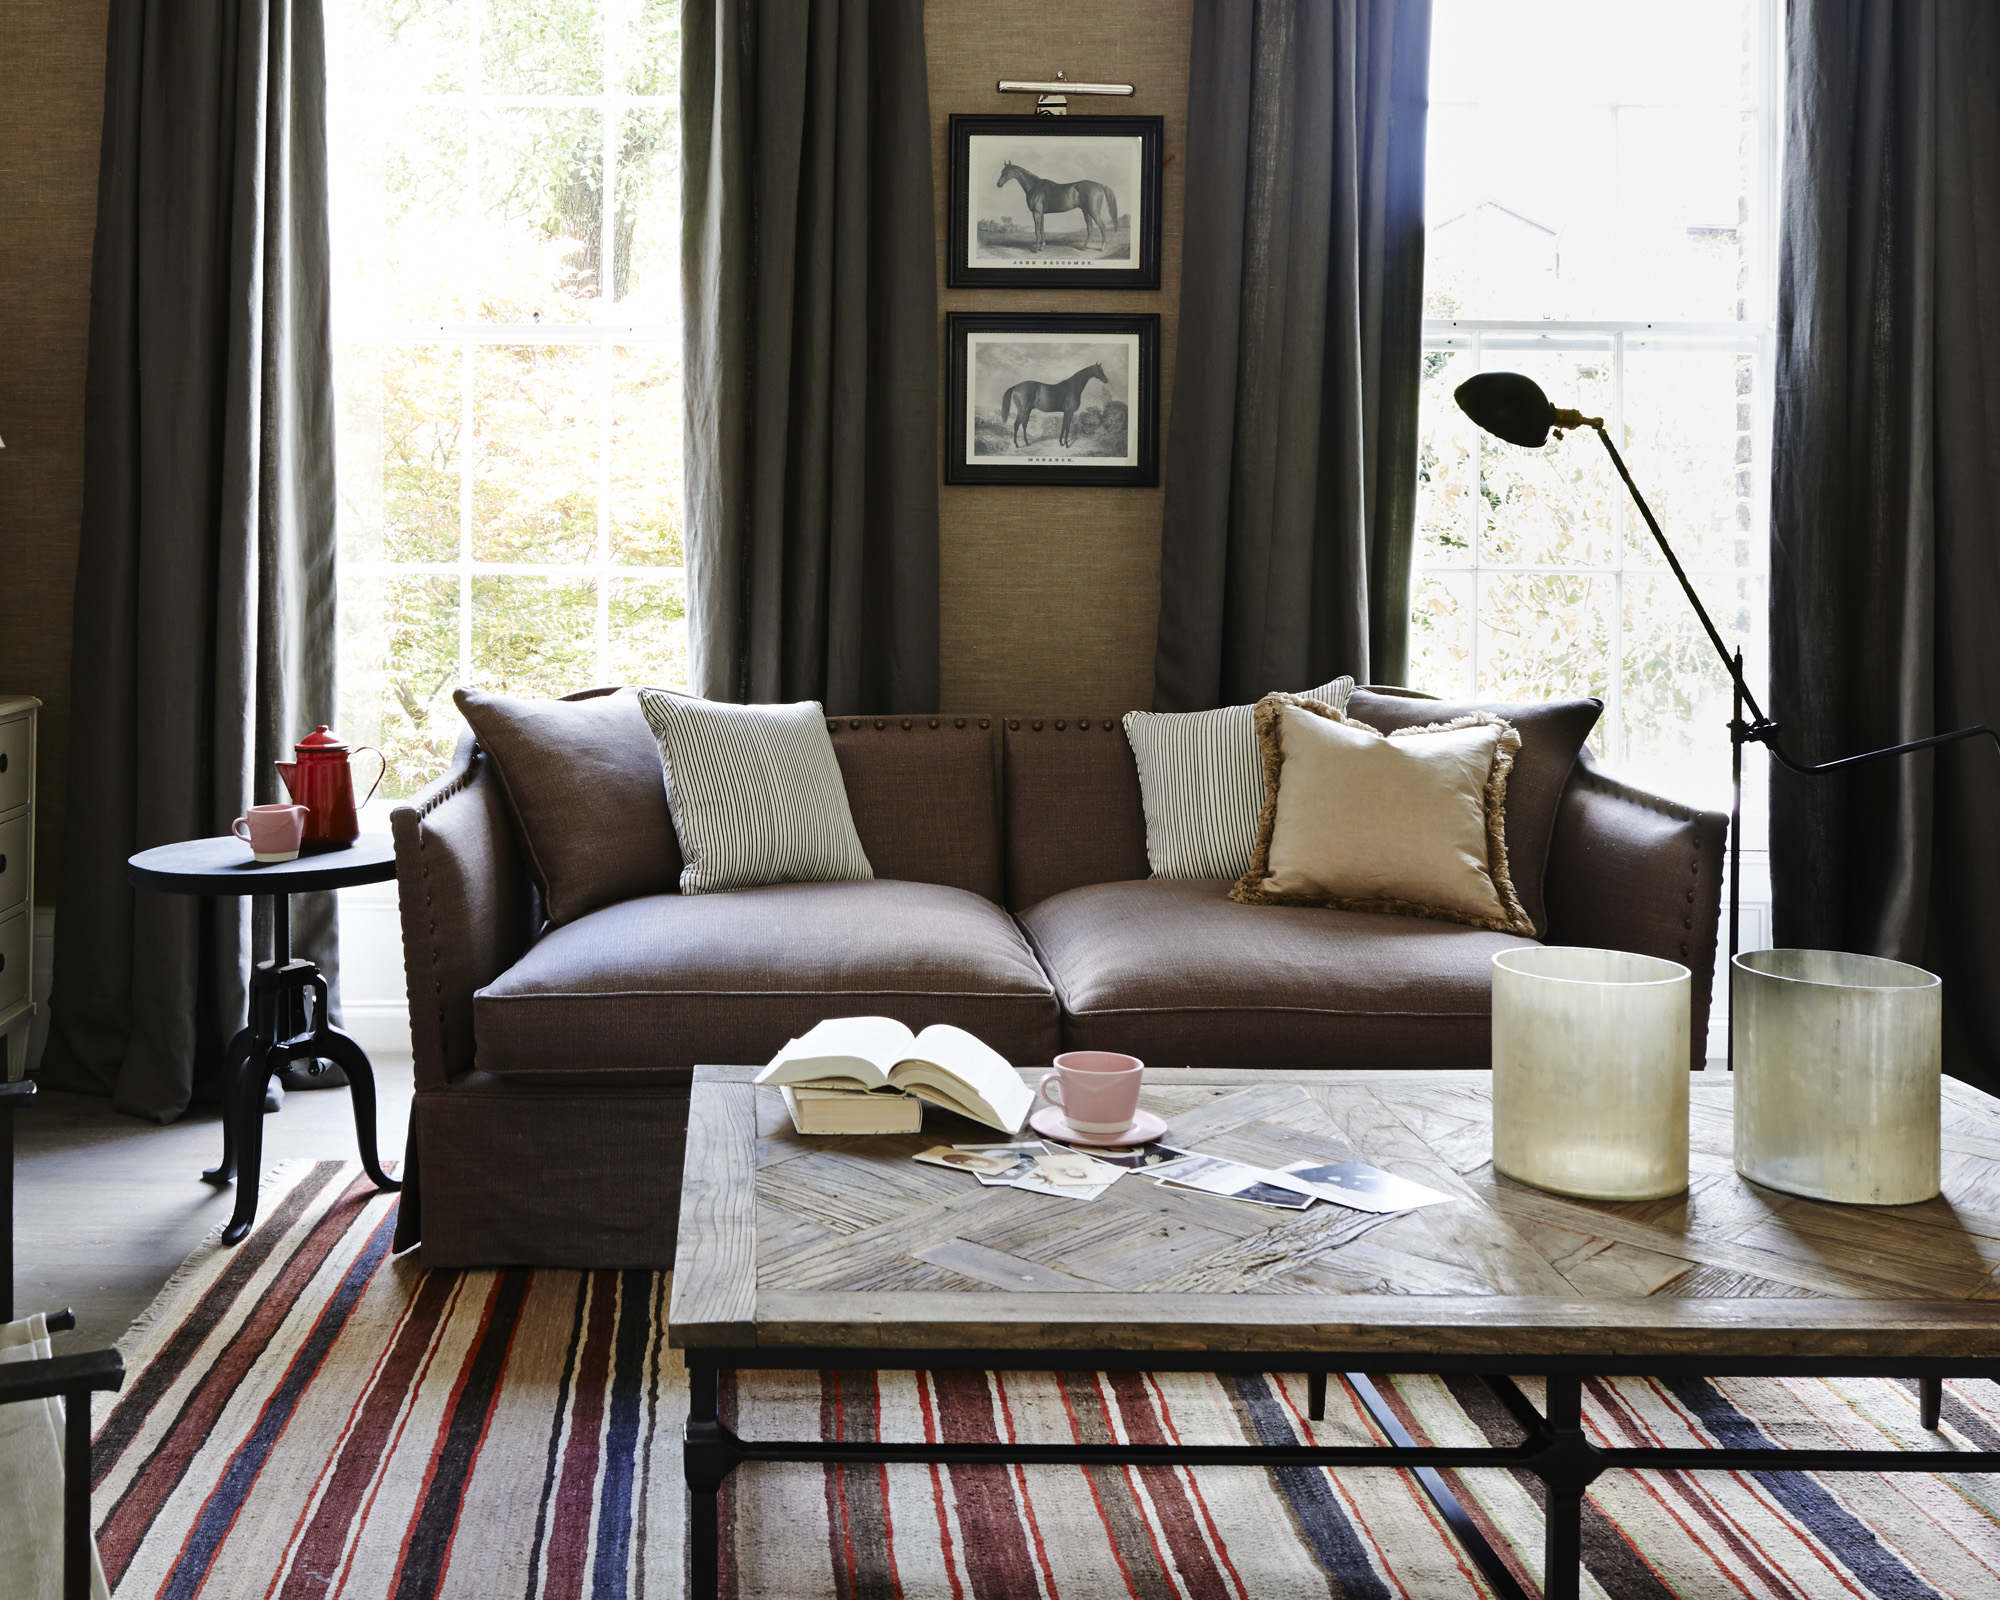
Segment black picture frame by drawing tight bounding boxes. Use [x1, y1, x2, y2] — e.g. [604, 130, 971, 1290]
[945, 312, 1160, 487]
[947, 115, 1164, 290]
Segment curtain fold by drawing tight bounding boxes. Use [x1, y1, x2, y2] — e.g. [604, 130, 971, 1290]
[1152, 0, 1432, 711]
[41, 0, 339, 1122]
[1770, 0, 2000, 1091]
[681, 0, 940, 713]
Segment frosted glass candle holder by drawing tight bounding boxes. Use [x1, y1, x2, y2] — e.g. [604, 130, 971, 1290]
[1491, 947, 1691, 1201]
[1732, 949, 1941, 1205]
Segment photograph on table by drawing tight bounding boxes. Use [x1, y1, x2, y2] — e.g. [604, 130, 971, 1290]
[945, 312, 1160, 487]
[948, 114, 1163, 288]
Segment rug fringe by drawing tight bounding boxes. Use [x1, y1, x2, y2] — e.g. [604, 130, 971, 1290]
[117, 1159, 348, 1358]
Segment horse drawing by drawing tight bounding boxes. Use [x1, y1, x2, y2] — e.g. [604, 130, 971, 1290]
[1000, 363, 1108, 448]
[996, 161, 1120, 254]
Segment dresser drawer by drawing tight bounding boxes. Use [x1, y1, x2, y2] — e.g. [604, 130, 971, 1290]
[0, 907, 27, 1014]
[0, 811, 25, 915]
[0, 716, 29, 815]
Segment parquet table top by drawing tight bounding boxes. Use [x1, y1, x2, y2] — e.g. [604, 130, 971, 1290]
[667, 1066, 2000, 1360]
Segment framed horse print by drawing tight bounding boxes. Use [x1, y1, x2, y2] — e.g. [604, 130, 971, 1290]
[948, 115, 1164, 289]
[945, 312, 1160, 487]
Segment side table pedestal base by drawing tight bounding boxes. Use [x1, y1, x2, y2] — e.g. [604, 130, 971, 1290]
[202, 955, 399, 1244]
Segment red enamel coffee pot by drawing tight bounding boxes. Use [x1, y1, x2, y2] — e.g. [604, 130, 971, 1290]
[275, 726, 387, 852]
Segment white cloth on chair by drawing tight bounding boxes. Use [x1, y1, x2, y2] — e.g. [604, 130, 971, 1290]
[0, 1315, 109, 1600]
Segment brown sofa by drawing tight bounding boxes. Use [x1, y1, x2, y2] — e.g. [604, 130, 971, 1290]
[389, 694, 1725, 1268]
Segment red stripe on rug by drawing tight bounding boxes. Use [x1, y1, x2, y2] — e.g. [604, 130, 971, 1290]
[96, 1172, 383, 1586]
[542, 1271, 621, 1600]
[820, 1371, 852, 1600]
[873, 1376, 907, 1600]
[92, 1161, 349, 1491]
[1052, 1374, 1151, 1600]
[933, 1370, 1053, 1600]
[991, 1375, 1060, 1600]
[1102, 1370, 1236, 1600]
[916, 1374, 969, 1600]
[267, 1268, 462, 1600]
[1140, 1373, 1250, 1600]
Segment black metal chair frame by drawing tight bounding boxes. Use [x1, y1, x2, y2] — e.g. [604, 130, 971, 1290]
[3, 1078, 127, 1600]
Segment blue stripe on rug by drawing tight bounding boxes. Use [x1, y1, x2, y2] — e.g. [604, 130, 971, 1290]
[160, 1210, 398, 1600]
[591, 1270, 653, 1600]
[1660, 1377, 1945, 1600]
[1230, 1374, 1395, 1600]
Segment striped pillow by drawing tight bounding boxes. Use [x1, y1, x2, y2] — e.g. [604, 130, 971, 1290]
[637, 691, 874, 895]
[1123, 678, 1355, 880]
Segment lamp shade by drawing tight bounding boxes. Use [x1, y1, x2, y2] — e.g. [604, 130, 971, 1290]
[1454, 371, 1555, 448]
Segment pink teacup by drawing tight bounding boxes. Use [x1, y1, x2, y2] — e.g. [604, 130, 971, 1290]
[1038, 1051, 1144, 1136]
[233, 803, 309, 863]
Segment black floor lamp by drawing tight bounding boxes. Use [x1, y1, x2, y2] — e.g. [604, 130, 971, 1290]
[1453, 371, 2000, 1062]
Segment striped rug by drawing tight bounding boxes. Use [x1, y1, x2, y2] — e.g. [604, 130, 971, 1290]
[96, 1161, 2000, 1599]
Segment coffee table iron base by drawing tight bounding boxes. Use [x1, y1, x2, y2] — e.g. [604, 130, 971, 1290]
[686, 1353, 1983, 1600]
[200, 891, 399, 1244]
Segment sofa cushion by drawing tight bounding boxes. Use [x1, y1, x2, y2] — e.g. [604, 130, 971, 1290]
[638, 691, 873, 894]
[452, 685, 680, 926]
[1345, 688, 1600, 937]
[1123, 677, 1356, 881]
[474, 880, 1061, 1083]
[1231, 697, 1536, 936]
[1020, 878, 1536, 1071]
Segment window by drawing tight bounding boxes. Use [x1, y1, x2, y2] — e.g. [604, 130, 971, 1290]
[327, 0, 686, 801]
[1415, 3, 1778, 830]
[1414, 0, 1779, 1033]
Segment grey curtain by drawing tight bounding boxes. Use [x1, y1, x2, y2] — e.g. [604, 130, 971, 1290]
[1153, 0, 1432, 711]
[681, 0, 940, 712]
[41, 0, 339, 1122]
[1770, 0, 2000, 1091]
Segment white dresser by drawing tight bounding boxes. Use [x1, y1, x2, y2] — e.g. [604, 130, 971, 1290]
[0, 696, 37, 1081]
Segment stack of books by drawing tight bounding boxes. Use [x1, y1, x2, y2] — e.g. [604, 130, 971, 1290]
[757, 1017, 1035, 1137]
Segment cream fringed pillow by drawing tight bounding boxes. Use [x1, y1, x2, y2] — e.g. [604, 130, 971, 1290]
[1229, 695, 1535, 935]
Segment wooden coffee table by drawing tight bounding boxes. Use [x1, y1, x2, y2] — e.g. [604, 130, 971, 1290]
[670, 1065, 2000, 1600]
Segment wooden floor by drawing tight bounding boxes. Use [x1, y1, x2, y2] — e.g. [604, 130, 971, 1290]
[12, 1058, 413, 1352]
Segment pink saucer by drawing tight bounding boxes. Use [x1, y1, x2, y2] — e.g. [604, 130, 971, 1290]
[1029, 1105, 1168, 1148]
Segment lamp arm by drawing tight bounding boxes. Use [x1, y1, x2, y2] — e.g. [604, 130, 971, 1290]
[1590, 425, 2000, 778]
[1590, 425, 1769, 726]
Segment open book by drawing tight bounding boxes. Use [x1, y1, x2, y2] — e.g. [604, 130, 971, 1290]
[757, 1017, 1033, 1134]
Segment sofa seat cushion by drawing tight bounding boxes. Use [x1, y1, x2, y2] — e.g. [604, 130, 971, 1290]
[1019, 878, 1537, 1071]
[474, 880, 1061, 1083]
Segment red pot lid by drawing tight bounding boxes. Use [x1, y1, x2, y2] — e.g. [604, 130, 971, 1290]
[294, 724, 350, 754]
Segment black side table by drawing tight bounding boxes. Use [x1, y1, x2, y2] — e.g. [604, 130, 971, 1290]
[127, 835, 402, 1244]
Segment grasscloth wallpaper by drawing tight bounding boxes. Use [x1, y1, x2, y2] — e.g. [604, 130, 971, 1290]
[0, 1, 108, 902]
[928, 0, 1194, 714]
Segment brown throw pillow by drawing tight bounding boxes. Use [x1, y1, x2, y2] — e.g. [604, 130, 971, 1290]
[1230, 695, 1536, 935]
[1344, 687, 1600, 936]
[452, 686, 681, 925]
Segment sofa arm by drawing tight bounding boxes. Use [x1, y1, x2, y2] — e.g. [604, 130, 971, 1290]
[391, 734, 537, 1092]
[1543, 749, 1728, 1069]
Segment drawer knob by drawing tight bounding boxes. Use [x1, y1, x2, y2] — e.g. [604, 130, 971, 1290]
[0, 752, 8, 772]
[0, 854, 7, 873]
